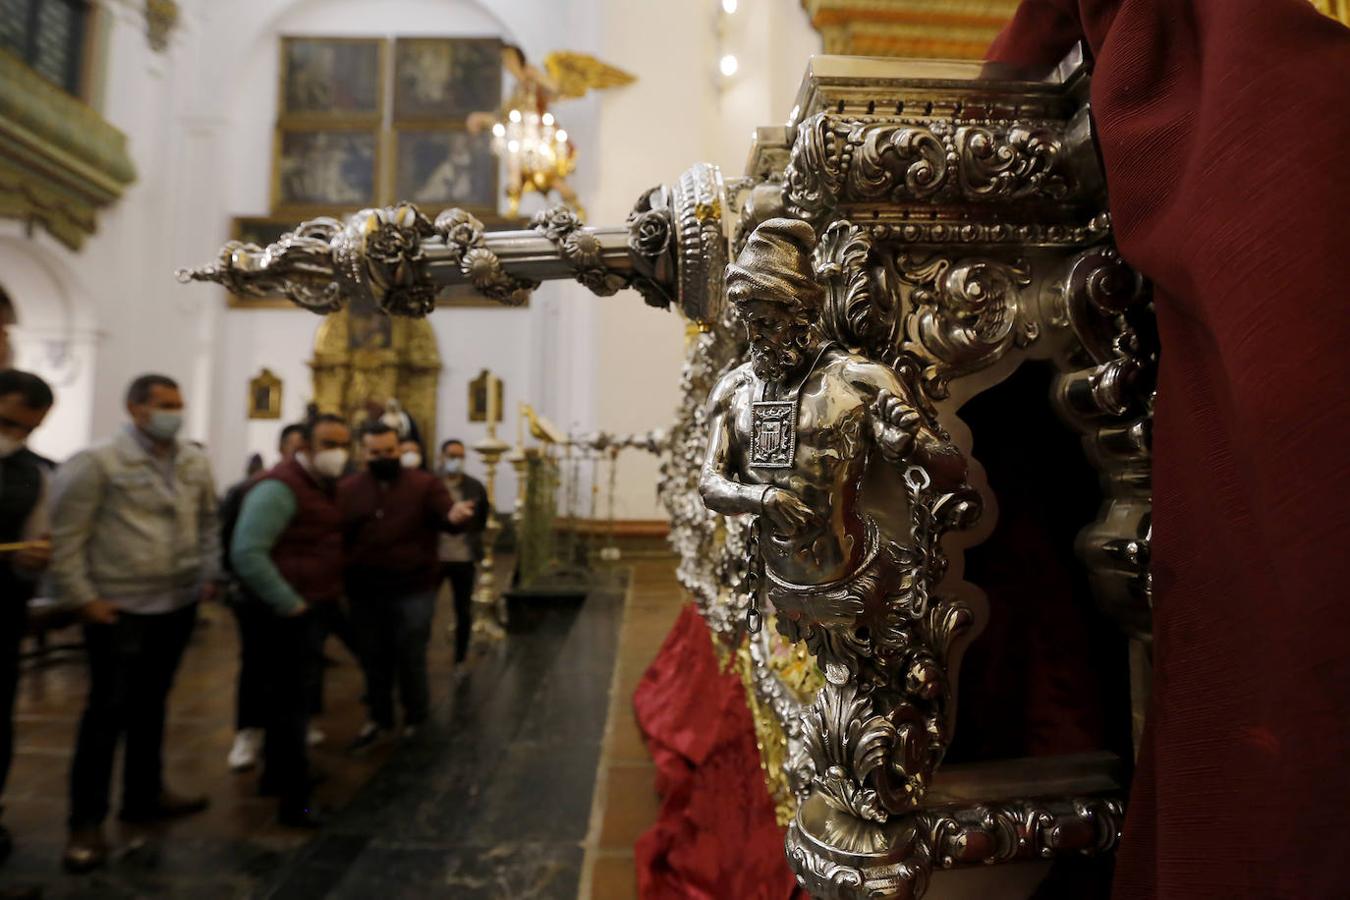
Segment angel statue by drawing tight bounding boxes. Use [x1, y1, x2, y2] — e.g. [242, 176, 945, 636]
[467, 45, 635, 219]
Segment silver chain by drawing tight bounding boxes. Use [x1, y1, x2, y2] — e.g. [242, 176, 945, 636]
[904, 465, 934, 619]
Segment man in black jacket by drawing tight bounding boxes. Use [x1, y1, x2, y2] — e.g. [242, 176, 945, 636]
[435, 439, 489, 664]
[0, 369, 53, 865]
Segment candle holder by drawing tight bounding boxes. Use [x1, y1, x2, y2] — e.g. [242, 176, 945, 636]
[470, 374, 509, 645]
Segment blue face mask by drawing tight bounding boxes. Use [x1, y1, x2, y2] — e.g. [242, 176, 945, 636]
[145, 410, 183, 441]
[442, 457, 464, 476]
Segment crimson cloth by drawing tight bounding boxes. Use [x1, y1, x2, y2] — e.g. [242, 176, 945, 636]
[989, 3, 1350, 897]
[633, 604, 806, 900]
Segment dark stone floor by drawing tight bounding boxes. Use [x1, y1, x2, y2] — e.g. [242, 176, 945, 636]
[0, 572, 626, 900]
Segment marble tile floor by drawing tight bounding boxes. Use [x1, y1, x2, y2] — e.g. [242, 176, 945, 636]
[0, 558, 686, 899]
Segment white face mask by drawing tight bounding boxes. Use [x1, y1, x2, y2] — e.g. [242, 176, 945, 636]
[0, 433, 23, 458]
[145, 409, 183, 441]
[400, 451, 422, 469]
[441, 457, 464, 476]
[305, 447, 348, 479]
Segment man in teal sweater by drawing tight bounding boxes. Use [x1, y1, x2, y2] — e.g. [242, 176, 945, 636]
[230, 413, 350, 827]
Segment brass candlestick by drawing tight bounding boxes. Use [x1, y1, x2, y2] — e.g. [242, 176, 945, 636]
[471, 374, 508, 645]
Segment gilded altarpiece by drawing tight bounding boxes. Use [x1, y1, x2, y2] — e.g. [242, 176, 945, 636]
[310, 296, 441, 445]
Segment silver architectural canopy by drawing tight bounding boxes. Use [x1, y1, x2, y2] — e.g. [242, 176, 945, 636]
[181, 45, 1151, 900]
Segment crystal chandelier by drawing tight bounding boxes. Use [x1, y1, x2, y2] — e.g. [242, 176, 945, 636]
[490, 108, 575, 218]
[471, 48, 633, 221]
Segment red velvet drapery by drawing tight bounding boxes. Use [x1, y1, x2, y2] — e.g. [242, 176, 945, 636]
[633, 604, 805, 899]
[989, 3, 1350, 897]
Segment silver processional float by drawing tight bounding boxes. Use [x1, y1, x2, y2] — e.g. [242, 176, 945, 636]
[180, 47, 1153, 900]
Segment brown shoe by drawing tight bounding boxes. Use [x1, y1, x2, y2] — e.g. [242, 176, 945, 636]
[118, 789, 210, 824]
[62, 827, 108, 873]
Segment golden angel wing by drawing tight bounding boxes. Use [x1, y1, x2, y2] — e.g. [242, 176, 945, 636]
[542, 51, 636, 99]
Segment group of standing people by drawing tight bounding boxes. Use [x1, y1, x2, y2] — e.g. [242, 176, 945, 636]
[0, 368, 489, 875]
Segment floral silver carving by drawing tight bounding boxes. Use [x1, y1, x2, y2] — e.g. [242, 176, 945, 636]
[625, 185, 678, 310]
[435, 208, 540, 307]
[786, 113, 1076, 222]
[787, 795, 1123, 900]
[532, 205, 629, 297]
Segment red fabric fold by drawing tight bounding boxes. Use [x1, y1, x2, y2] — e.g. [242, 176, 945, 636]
[633, 604, 805, 900]
[989, 3, 1350, 898]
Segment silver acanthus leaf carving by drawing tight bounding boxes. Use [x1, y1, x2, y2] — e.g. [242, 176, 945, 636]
[897, 252, 1036, 398]
[785, 113, 1074, 221]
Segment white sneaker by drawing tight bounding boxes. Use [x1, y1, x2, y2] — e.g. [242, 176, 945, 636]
[306, 725, 327, 747]
[228, 728, 262, 771]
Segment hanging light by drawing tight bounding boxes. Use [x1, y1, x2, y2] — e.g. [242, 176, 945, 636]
[489, 107, 577, 217]
[722, 0, 738, 13]
[719, 54, 738, 77]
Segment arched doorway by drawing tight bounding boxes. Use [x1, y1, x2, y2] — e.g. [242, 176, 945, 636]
[0, 236, 99, 462]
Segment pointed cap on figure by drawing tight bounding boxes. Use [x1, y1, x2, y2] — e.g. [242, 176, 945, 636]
[725, 217, 823, 309]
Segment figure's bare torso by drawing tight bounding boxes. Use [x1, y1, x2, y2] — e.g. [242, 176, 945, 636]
[726, 351, 874, 585]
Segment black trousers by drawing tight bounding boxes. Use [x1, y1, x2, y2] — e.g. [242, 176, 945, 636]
[441, 562, 476, 664]
[68, 604, 197, 829]
[349, 589, 436, 729]
[305, 600, 355, 716]
[0, 597, 26, 805]
[253, 606, 313, 816]
[230, 594, 267, 731]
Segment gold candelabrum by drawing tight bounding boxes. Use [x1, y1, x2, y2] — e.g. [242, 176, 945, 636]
[471, 371, 509, 645]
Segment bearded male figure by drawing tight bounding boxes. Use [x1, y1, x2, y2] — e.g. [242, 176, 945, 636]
[699, 218, 979, 823]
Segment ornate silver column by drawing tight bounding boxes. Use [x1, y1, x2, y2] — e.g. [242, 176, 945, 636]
[177, 164, 732, 326]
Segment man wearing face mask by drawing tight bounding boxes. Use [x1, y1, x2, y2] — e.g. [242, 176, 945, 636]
[340, 423, 476, 748]
[398, 437, 425, 471]
[435, 439, 488, 665]
[219, 422, 304, 774]
[49, 374, 221, 872]
[0, 369, 54, 867]
[229, 413, 351, 828]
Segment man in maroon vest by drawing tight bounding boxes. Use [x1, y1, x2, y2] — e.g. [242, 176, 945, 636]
[229, 413, 350, 827]
[341, 421, 476, 749]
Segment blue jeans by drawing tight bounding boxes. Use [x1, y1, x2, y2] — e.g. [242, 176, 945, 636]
[349, 590, 436, 728]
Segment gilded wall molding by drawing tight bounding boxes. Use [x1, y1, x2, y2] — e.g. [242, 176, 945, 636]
[801, 0, 1020, 59]
[0, 50, 136, 250]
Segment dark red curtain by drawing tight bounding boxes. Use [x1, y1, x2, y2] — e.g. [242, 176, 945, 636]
[633, 604, 805, 900]
[989, 3, 1350, 898]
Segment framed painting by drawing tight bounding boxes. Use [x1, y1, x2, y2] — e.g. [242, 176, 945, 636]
[272, 127, 380, 212]
[393, 126, 497, 210]
[279, 37, 384, 122]
[247, 369, 283, 420]
[467, 368, 504, 424]
[393, 37, 502, 121]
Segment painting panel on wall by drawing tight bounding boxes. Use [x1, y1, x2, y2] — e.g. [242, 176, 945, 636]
[247, 368, 283, 420]
[273, 128, 379, 210]
[394, 37, 502, 120]
[394, 127, 497, 209]
[280, 37, 384, 121]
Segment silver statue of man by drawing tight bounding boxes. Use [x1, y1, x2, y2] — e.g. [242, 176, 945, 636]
[699, 217, 977, 822]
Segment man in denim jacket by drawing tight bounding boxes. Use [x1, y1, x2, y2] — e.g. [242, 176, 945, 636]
[48, 373, 221, 872]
